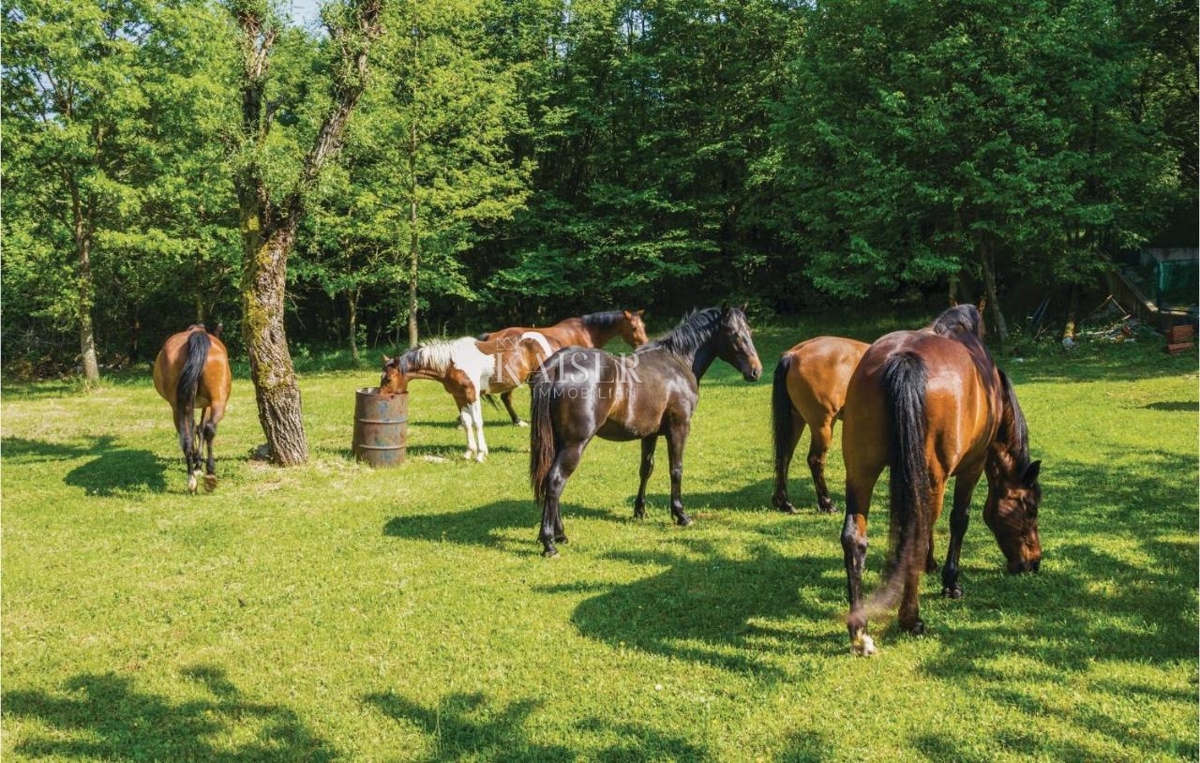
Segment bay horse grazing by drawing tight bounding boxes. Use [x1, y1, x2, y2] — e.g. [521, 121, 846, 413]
[839, 303, 1041, 656]
[477, 310, 649, 426]
[771, 336, 869, 514]
[153, 324, 232, 493]
[529, 305, 763, 557]
[380, 332, 552, 461]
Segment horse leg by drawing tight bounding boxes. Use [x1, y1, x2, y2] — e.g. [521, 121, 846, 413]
[898, 482, 942, 635]
[540, 442, 586, 556]
[174, 406, 199, 494]
[501, 391, 526, 427]
[459, 404, 478, 460]
[633, 435, 657, 519]
[808, 417, 836, 513]
[665, 421, 692, 527]
[201, 401, 226, 492]
[771, 412, 804, 514]
[471, 400, 488, 462]
[941, 469, 982, 599]
[842, 474, 879, 656]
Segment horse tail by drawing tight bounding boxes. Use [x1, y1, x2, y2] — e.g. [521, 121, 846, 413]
[868, 351, 932, 614]
[481, 393, 501, 410]
[771, 352, 796, 478]
[175, 330, 211, 462]
[529, 368, 556, 506]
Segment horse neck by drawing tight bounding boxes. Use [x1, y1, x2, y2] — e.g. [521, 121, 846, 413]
[583, 321, 621, 348]
[987, 383, 1030, 480]
[656, 312, 722, 381]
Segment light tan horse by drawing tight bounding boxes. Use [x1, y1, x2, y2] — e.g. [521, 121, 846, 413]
[153, 324, 232, 493]
[771, 336, 869, 513]
[477, 309, 648, 425]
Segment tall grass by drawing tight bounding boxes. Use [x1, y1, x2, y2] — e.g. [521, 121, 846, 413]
[3, 316, 1197, 762]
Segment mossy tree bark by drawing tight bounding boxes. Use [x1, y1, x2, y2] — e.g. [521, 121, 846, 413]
[232, 0, 384, 465]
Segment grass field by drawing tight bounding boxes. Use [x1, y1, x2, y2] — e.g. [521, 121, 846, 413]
[3, 313, 1197, 762]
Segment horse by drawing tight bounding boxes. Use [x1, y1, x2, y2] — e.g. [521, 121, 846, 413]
[379, 332, 553, 461]
[529, 305, 763, 557]
[838, 303, 1042, 656]
[153, 324, 232, 493]
[476, 309, 649, 426]
[771, 336, 869, 514]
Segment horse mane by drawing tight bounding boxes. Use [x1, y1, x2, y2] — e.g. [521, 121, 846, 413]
[996, 368, 1032, 467]
[394, 340, 459, 376]
[929, 304, 985, 341]
[643, 307, 723, 360]
[581, 311, 625, 331]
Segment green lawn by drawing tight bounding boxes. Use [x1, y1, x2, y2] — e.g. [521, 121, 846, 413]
[3, 317, 1197, 762]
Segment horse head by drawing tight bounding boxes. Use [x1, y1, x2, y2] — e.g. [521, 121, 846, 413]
[983, 458, 1042, 574]
[715, 303, 762, 382]
[379, 354, 408, 395]
[621, 309, 649, 347]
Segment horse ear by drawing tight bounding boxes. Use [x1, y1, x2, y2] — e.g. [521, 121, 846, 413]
[950, 298, 959, 307]
[637, 309, 644, 316]
[1023, 460, 1041, 487]
[978, 298, 987, 313]
[720, 300, 730, 313]
[623, 309, 632, 319]
[741, 302, 748, 313]
[382, 354, 391, 365]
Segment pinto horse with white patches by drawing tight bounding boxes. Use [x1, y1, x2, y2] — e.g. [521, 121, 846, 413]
[379, 332, 553, 461]
[476, 309, 649, 425]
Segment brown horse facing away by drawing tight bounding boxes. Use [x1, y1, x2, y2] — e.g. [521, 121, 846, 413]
[476, 309, 649, 426]
[771, 336, 869, 514]
[839, 304, 1042, 656]
[153, 324, 232, 493]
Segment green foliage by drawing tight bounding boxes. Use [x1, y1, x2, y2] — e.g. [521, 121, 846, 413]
[3, 317, 1196, 759]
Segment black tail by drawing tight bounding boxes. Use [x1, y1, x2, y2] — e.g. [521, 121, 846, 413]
[869, 352, 931, 613]
[771, 353, 796, 478]
[176, 331, 211, 460]
[529, 368, 556, 505]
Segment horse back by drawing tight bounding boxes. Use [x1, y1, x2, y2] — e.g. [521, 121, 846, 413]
[843, 330, 999, 479]
[786, 336, 869, 423]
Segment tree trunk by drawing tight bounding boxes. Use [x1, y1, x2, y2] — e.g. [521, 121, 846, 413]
[242, 226, 309, 466]
[407, 120, 420, 348]
[348, 287, 360, 365]
[70, 179, 101, 388]
[1064, 283, 1079, 340]
[978, 243, 1009, 352]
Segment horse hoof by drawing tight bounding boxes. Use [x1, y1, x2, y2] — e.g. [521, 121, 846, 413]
[851, 634, 876, 657]
[902, 619, 926, 635]
[817, 504, 837, 515]
[554, 534, 569, 544]
[203, 474, 217, 492]
[515, 420, 529, 428]
[463, 451, 474, 460]
[942, 585, 964, 599]
[475, 452, 487, 463]
[542, 547, 559, 558]
[676, 515, 693, 527]
[776, 501, 799, 515]
[187, 476, 198, 494]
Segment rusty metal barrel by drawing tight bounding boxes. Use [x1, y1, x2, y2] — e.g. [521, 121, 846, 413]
[352, 388, 408, 466]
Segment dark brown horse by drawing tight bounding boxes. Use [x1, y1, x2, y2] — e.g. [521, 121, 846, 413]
[477, 310, 649, 425]
[839, 304, 1041, 655]
[153, 324, 232, 493]
[529, 305, 762, 556]
[771, 336, 869, 514]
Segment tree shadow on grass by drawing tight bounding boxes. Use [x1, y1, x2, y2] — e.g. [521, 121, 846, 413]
[3, 666, 334, 761]
[364, 690, 709, 761]
[553, 539, 846, 677]
[3, 435, 168, 495]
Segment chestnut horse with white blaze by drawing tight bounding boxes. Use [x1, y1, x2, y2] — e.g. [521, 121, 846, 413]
[379, 333, 552, 461]
[771, 336, 869, 514]
[477, 309, 649, 425]
[153, 324, 232, 493]
[839, 304, 1042, 656]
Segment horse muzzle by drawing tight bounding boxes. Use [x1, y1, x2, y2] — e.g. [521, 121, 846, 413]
[744, 361, 762, 382]
[1008, 557, 1041, 574]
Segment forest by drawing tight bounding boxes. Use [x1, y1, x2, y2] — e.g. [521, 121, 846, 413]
[4, 0, 1196, 376]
